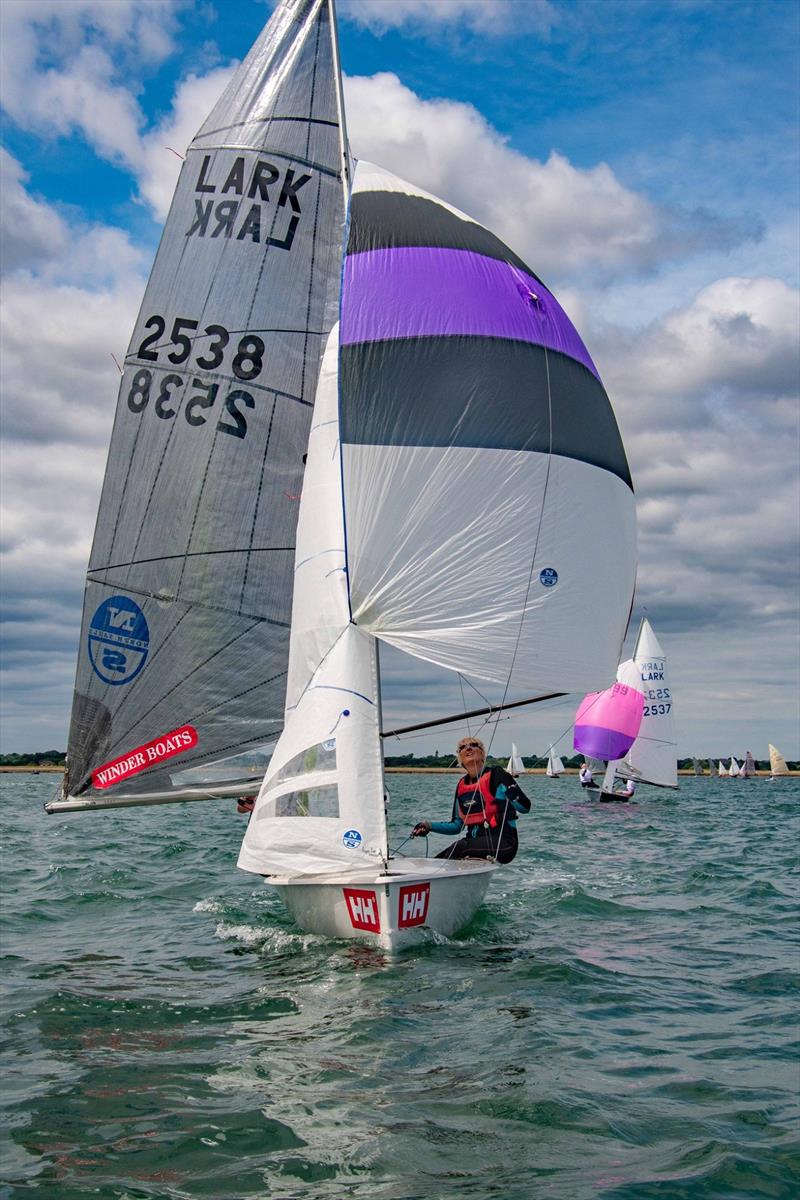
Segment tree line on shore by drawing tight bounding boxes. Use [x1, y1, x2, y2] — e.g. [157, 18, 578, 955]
[3, 751, 795, 771]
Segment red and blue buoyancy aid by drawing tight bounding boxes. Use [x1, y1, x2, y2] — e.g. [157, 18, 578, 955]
[455, 769, 506, 829]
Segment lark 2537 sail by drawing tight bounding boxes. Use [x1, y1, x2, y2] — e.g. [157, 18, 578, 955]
[48, 0, 637, 949]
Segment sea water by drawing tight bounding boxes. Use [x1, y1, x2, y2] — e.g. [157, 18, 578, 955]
[1, 772, 798, 1199]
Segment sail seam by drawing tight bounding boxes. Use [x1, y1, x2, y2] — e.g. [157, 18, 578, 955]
[84, 576, 292, 627]
[195, 115, 340, 136]
[241, 396, 279, 614]
[186, 143, 341, 179]
[88, 548, 295, 571]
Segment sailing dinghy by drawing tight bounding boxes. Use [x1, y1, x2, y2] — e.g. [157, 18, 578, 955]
[740, 751, 756, 778]
[507, 744, 526, 776]
[768, 744, 789, 780]
[546, 748, 564, 778]
[47, 0, 636, 949]
[595, 619, 678, 799]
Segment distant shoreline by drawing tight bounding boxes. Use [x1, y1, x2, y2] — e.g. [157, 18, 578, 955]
[2, 765, 795, 777]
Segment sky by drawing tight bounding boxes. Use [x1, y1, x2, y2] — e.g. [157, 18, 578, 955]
[1, 0, 798, 763]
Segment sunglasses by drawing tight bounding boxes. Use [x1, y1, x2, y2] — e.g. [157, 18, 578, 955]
[459, 742, 482, 751]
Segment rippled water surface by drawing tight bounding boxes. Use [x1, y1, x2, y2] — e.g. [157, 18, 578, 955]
[1, 773, 798, 1199]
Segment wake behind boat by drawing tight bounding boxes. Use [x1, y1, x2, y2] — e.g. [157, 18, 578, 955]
[46, 0, 636, 949]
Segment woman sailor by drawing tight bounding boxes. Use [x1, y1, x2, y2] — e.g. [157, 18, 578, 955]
[410, 736, 531, 863]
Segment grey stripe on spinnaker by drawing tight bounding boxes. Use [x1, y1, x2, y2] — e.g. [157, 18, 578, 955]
[339, 337, 632, 488]
[348, 191, 542, 279]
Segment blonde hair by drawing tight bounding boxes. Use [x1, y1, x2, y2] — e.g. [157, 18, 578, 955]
[457, 736, 486, 758]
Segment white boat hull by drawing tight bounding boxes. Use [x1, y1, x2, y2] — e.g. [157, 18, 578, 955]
[268, 856, 498, 950]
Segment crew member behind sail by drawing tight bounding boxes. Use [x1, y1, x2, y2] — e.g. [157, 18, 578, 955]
[615, 777, 636, 798]
[410, 736, 531, 863]
[579, 762, 596, 788]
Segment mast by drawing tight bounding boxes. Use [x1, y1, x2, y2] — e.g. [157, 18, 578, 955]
[374, 637, 390, 861]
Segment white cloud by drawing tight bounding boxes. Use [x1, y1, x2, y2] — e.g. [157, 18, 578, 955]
[344, 72, 745, 280]
[598, 276, 800, 439]
[0, 0, 182, 171]
[138, 66, 235, 220]
[0, 148, 70, 270]
[342, 0, 557, 35]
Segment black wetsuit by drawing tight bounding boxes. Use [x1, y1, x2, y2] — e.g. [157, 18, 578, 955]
[430, 766, 531, 863]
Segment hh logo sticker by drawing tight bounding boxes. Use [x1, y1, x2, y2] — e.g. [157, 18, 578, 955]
[398, 883, 430, 928]
[539, 567, 558, 588]
[92, 725, 198, 790]
[343, 888, 380, 932]
[88, 596, 149, 685]
[342, 828, 362, 849]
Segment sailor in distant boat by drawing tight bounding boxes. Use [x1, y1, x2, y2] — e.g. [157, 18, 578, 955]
[579, 762, 597, 788]
[410, 736, 531, 864]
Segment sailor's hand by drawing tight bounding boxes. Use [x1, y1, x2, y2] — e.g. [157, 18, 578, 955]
[411, 821, 431, 837]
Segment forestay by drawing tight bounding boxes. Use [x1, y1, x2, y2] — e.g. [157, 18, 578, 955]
[63, 0, 347, 800]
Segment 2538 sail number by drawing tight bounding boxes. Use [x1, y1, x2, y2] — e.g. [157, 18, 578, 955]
[136, 314, 264, 380]
[128, 313, 265, 440]
[127, 370, 253, 439]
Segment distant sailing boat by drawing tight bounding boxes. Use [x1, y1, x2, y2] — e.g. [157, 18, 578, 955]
[717, 759, 728, 777]
[506, 744, 526, 776]
[600, 618, 678, 798]
[546, 748, 564, 777]
[692, 757, 703, 776]
[46, 0, 636, 948]
[728, 756, 741, 778]
[740, 750, 756, 778]
[768, 744, 789, 780]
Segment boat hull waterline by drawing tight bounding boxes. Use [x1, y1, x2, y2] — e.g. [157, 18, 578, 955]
[267, 856, 498, 950]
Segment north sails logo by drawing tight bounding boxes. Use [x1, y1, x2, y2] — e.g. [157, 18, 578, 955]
[87, 596, 149, 685]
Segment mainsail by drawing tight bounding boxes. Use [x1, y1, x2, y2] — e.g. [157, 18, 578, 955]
[507, 744, 526, 775]
[546, 748, 564, 777]
[614, 619, 678, 789]
[769, 744, 789, 777]
[61, 0, 347, 801]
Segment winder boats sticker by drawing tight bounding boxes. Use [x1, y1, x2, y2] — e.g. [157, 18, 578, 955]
[88, 596, 149, 685]
[92, 725, 198, 789]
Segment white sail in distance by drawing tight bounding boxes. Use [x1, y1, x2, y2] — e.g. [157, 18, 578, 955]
[507, 744, 526, 775]
[546, 748, 564, 776]
[769, 744, 789, 777]
[615, 619, 678, 789]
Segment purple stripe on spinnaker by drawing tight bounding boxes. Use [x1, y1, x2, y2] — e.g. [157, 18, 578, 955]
[574, 725, 637, 762]
[341, 246, 600, 380]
